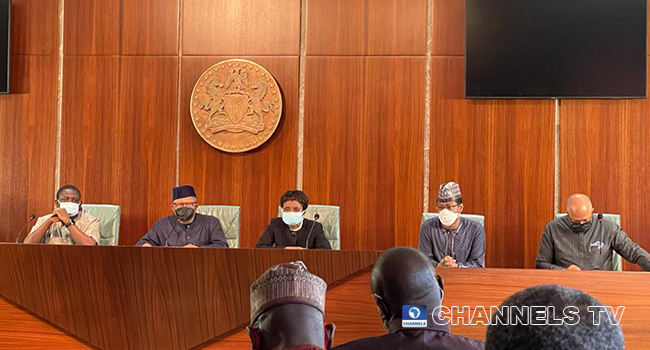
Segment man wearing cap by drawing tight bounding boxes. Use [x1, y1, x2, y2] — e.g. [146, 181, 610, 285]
[333, 247, 484, 350]
[248, 261, 335, 350]
[135, 185, 228, 248]
[24, 184, 100, 245]
[418, 182, 485, 268]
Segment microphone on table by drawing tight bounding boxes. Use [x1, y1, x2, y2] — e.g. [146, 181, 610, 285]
[14, 213, 37, 243]
[305, 213, 320, 249]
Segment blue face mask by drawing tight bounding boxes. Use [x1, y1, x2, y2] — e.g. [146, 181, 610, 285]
[282, 211, 304, 226]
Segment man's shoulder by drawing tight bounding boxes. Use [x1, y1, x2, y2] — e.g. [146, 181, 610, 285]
[81, 211, 100, 223]
[334, 331, 484, 350]
[153, 215, 175, 226]
[459, 217, 484, 232]
[437, 332, 485, 349]
[545, 217, 570, 233]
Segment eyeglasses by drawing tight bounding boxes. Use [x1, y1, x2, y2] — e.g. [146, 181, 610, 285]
[57, 198, 80, 204]
[172, 202, 197, 208]
[569, 217, 591, 225]
[436, 204, 460, 211]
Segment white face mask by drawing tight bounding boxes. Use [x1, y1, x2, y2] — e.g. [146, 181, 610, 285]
[438, 209, 459, 227]
[282, 211, 304, 226]
[59, 202, 80, 217]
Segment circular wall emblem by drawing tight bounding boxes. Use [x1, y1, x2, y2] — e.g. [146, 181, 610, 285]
[190, 59, 283, 153]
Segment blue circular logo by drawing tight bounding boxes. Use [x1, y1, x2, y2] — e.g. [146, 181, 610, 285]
[409, 307, 421, 319]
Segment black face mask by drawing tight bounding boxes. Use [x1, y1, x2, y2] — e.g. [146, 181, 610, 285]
[570, 220, 592, 233]
[175, 207, 194, 221]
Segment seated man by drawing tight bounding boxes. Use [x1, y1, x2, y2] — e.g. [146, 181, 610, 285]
[248, 261, 335, 350]
[255, 190, 331, 249]
[536, 193, 650, 271]
[485, 285, 624, 350]
[334, 247, 483, 350]
[136, 185, 228, 248]
[418, 182, 485, 268]
[24, 185, 100, 245]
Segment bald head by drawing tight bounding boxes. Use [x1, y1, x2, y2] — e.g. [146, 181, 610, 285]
[371, 247, 442, 316]
[567, 194, 594, 222]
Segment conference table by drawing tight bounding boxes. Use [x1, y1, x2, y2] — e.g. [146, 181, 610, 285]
[0, 244, 648, 350]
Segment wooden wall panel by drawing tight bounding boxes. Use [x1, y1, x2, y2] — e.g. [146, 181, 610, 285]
[303, 57, 425, 250]
[0, 56, 58, 242]
[430, 57, 555, 268]
[182, 0, 300, 55]
[61, 57, 178, 245]
[432, 0, 465, 56]
[122, 0, 179, 55]
[306, 0, 427, 55]
[64, 0, 120, 55]
[179, 56, 299, 248]
[560, 97, 650, 271]
[10, 0, 59, 55]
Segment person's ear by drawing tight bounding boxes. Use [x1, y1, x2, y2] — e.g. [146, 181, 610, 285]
[247, 327, 261, 350]
[458, 203, 464, 213]
[373, 294, 390, 330]
[324, 323, 336, 349]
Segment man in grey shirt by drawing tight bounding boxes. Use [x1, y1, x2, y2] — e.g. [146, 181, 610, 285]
[536, 193, 650, 271]
[419, 182, 486, 268]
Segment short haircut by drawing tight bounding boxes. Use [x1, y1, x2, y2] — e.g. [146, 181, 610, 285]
[280, 190, 309, 210]
[485, 285, 624, 350]
[56, 185, 81, 200]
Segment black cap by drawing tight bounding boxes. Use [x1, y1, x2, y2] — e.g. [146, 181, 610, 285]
[172, 185, 197, 200]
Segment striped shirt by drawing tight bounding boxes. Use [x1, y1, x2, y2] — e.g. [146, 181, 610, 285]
[536, 215, 650, 271]
[418, 217, 486, 268]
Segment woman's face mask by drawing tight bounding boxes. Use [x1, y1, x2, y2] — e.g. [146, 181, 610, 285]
[282, 211, 304, 226]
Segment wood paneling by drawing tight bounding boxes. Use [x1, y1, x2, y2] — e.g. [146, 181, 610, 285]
[61, 56, 178, 245]
[182, 0, 300, 55]
[432, 0, 465, 56]
[0, 297, 91, 349]
[179, 56, 299, 248]
[303, 57, 425, 250]
[122, 0, 179, 55]
[430, 57, 555, 268]
[0, 56, 58, 242]
[0, 244, 380, 350]
[64, 0, 120, 55]
[560, 97, 650, 271]
[306, 0, 427, 56]
[10, 0, 59, 55]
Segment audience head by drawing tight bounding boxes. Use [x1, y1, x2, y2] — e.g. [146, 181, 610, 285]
[248, 261, 334, 350]
[371, 247, 443, 330]
[485, 284, 624, 350]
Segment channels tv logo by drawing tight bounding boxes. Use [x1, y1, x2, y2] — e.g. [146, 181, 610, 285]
[402, 305, 427, 328]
